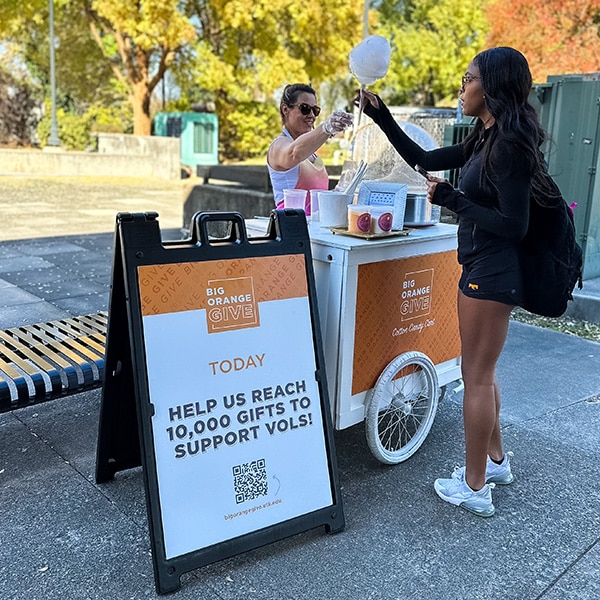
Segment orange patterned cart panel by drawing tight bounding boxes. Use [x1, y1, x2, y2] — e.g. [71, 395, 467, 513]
[352, 251, 461, 395]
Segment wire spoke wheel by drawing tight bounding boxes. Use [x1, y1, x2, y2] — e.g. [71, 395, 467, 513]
[365, 351, 438, 464]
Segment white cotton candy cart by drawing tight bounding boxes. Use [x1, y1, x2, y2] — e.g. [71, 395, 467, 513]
[307, 222, 463, 464]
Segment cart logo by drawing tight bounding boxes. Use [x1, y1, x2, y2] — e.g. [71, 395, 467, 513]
[401, 269, 433, 321]
[206, 276, 260, 333]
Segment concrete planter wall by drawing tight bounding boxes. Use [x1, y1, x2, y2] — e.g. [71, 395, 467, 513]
[0, 134, 180, 180]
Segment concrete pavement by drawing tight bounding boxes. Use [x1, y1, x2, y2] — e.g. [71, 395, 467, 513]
[0, 177, 599, 599]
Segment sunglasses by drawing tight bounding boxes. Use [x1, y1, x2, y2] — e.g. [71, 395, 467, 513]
[289, 103, 321, 117]
[461, 74, 481, 86]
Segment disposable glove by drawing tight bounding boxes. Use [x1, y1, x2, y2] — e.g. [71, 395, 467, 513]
[322, 110, 354, 136]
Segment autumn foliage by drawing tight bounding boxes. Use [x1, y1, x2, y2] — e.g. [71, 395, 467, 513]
[486, 0, 600, 83]
[2, 0, 600, 153]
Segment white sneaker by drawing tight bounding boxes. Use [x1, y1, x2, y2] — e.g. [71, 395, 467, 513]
[434, 468, 495, 517]
[486, 451, 514, 485]
[451, 451, 515, 486]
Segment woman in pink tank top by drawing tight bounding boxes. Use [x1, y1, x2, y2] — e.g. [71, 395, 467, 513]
[267, 84, 353, 215]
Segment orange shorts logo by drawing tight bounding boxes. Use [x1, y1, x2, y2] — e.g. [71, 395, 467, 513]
[468, 283, 479, 290]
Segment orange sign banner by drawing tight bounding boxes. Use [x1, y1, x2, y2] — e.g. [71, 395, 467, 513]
[138, 255, 308, 333]
[352, 251, 461, 395]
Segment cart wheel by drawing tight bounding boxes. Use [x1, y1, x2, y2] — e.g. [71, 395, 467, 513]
[365, 351, 439, 465]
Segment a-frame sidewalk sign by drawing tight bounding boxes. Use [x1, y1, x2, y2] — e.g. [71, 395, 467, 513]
[95, 210, 344, 594]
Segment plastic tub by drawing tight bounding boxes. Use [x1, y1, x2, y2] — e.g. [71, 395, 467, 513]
[319, 191, 353, 228]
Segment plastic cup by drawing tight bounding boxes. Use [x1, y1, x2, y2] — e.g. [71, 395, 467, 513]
[283, 188, 307, 210]
[370, 206, 394, 234]
[318, 191, 353, 228]
[348, 205, 372, 233]
[309, 190, 322, 222]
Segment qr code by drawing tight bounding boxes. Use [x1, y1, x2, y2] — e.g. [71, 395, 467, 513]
[232, 458, 268, 504]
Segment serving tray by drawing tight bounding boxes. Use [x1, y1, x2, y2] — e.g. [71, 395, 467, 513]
[330, 227, 411, 240]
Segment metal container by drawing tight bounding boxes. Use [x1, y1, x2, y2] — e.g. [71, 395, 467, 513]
[403, 192, 441, 227]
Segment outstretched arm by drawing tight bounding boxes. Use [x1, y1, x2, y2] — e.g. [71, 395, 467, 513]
[268, 111, 353, 171]
[354, 90, 465, 172]
[268, 127, 332, 171]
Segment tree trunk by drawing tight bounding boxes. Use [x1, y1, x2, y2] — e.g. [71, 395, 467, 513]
[131, 80, 152, 136]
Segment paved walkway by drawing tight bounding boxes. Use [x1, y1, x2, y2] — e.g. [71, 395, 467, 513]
[0, 177, 599, 599]
[0, 176, 187, 329]
[0, 175, 187, 241]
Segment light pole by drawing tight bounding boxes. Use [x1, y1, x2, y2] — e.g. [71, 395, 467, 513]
[363, 0, 369, 38]
[47, 0, 60, 147]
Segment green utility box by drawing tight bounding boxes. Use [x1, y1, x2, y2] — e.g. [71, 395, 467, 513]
[154, 112, 219, 167]
[531, 74, 600, 280]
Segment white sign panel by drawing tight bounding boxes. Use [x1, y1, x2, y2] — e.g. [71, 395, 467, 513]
[138, 256, 333, 559]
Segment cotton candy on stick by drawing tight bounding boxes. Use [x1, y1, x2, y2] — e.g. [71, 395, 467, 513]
[349, 35, 391, 129]
[349, 35, 391, 86]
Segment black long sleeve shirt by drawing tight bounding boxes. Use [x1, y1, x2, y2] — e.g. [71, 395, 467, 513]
[364, 97, 530, 265]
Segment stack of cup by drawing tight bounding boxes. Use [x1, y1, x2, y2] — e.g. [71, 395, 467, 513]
[348, 205, 372, 233]
[370, 206, 394, 234]
[309, 190, 321, 222]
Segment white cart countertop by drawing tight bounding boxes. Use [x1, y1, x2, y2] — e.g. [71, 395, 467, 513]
[307, 221, 457, 247]
[246, 217, 457, 251]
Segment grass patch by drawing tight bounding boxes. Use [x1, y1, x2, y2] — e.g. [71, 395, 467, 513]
[511, 307, 600, 343]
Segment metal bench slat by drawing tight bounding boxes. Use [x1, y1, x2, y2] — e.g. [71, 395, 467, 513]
[7, 328, 84, 390]
[34, 329, 98, 386]
[19, 328, 93, 387]
[0, 331, 63, 397]
[0, 357, 32, 408]
[0, 345, 48, 400]
[0, 312, 108, 412]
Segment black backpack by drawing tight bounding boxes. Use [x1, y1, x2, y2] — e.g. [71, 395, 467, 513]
[519, 173, 583, 318]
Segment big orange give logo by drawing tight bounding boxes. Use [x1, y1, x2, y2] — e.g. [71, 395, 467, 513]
[206, 276, 259, 333]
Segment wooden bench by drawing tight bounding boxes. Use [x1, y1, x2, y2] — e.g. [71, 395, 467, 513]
[0, 312, 107, 413]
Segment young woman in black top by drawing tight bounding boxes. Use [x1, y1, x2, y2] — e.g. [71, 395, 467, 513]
[355, 47, 551, 516]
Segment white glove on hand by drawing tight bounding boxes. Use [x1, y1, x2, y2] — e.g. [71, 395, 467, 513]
[322, 110, 354, 136]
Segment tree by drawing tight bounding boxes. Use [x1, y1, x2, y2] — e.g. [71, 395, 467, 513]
[0, 1, 44, 38]
[0, 58, 41, 146]
[373, 0, 490, 106]
[82, 0, 196, 135]
[486, 0, 600, 82]
[13, 1, 122, 111]
[1, 0, 133, 140]
[2, 0, 364, 155]
[174, 0, 365, 159]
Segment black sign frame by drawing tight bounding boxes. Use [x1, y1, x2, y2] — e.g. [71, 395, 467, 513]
[95, 210, 344, 594]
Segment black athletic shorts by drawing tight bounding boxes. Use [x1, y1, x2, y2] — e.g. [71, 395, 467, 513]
[459, 251, 523, 306]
